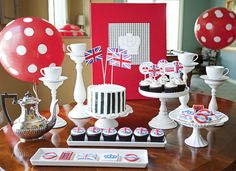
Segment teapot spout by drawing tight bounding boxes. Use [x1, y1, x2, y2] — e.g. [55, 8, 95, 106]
[47, 100, 58, 131]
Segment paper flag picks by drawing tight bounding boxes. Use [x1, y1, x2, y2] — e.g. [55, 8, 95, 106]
[85, 46, 103, 65]
[109, 48, 131, 69]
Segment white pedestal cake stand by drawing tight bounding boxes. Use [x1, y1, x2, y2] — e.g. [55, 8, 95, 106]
[177, 62, 198, 110]
[169, 110, 228, 147]
[139, 88, 189, 129]
[67, 53, 90, 119]
[200, 75, 228, 111]
[39, 76, 68, 128]
[86, 105, 133, 129]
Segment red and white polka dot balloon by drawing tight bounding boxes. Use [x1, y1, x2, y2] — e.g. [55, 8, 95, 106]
[194, 7, 236, 50]
[0, 17, 64, 83]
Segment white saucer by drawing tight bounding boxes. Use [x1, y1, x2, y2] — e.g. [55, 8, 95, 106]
[182, 62, 198, 67]
[200, 75, 229, 81]
[66, 53, 84, 57]
[39, 76, 68, 83]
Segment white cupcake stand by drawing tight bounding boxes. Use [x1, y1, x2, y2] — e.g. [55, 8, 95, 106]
[39, 76, 68, 128]
[139, 88, 189, 129]
[169, 111, 228, 147]
[87, 105, 133, 129]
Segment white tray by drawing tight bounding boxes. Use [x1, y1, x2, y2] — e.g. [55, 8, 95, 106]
[67, 135, 166, 147]
[30, 148, 148, 168]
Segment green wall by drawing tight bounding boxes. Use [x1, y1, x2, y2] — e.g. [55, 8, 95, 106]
[210, 0, 236, 80]
[181, 0, 211, 52]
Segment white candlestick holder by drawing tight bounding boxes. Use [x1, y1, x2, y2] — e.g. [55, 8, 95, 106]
[68, 53, 90, 119]
[177, 63, 198, 110]
[200, 75, 228, 111]
[39, 76, 68, 128]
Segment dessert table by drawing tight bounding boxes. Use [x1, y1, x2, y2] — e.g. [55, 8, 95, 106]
[1, 93, 236, 171]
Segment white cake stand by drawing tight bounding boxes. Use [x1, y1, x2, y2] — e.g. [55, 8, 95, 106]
[39, 76, 68, 128]
[177, 62, 198, 110]
[86, 105, 133, 129]
[139, 88, 189, 129]
[169, 110, 228, 147]
[200, 75, 228, 111]
[67, 53, 90, 119]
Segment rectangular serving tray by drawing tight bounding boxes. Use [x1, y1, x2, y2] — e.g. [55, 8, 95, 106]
[30, 148, 148, 168]
[67, 135, 166, 147]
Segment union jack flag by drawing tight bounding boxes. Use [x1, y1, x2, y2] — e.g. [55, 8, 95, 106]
[84, 46, 103, 65]
[106, 48, 127, 62]
[172, 61, 183, 73]
[109, 49, 131, 69]
[148, 64, 157, 78]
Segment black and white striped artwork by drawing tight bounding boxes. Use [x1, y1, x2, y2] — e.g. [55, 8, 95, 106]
[108, 23, 150, 65]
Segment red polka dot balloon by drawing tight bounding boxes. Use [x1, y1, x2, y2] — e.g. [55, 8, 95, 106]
[194, 7, 236, 50]
[0, 17, 64, 83]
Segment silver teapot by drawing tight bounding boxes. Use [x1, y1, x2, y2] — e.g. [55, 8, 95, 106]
[1, 92, 57, 140]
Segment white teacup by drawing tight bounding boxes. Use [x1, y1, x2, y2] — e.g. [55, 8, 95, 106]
[40, 66, 62, 81]
[206, 66, 229, 80]
[66, 43, 86, 56]
[178, 53, 198, 66]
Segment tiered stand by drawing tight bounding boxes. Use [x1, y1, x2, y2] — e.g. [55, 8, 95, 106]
[139, 88, 189, 129]
[169, 111, 228, 147]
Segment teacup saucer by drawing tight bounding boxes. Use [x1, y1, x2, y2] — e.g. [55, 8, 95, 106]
[200, 75, 229, 81]
[66, 53, 84, 57]
[182, 62, 198, 67]
[39, 76, 68, 83]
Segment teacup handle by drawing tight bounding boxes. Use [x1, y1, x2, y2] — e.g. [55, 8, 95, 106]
[40, 68, 46, 77]
[66, 45, 72, 53]
[223, 68, 229, 76]
[193, 54, 198, 62]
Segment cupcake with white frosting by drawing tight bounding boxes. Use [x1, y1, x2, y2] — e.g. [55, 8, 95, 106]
[150, 128, 164, 142]
[71, 127, 86, 141]
[149, 81, 163, 93]
[139, 79, 150, 91]
[164, 82, 178, 93]
[102, 128, 117, 141]
[175, 78, 186, 92]
[118, 127, 133, 141]
[158, 75, 169, 89]
[133, 127, 149, 142]
[87, 126, 101, 141]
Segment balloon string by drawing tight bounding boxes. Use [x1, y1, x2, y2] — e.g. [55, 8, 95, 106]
[33, 83, 39, 99]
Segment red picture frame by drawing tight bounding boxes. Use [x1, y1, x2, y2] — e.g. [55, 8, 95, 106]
[91, 3, 166, 99]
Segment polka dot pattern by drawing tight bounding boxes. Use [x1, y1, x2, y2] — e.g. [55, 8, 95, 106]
[45, 28, 54, 36]
[0, 17, 64, 82]
[4, 31, 13, 40]
[195, 7, 236, 50]
[28, 64, 37, 73]
[24, 27, 34, 36]
[16, 45, 27, 56]
[38, 44, 47, 54]
[23, 17, 33, 23]
[214, 36, 221, 43]
[9, 67, 19, 75]
[49, 63, 56, 67]
[206, 23, 213, 30]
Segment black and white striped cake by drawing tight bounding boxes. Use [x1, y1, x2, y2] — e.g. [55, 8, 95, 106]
[87, 84, 126, 115]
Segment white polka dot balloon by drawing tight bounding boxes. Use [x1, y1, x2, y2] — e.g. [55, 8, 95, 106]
[194, 7, 236, 50]
[0, 17, 64, 83]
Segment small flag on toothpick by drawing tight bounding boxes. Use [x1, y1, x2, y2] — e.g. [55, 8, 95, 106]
[84, 46, 102, 65]
[109, 49, 131, 69]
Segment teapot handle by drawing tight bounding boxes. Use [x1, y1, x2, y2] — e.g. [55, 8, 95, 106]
[1, 93, 18, 126]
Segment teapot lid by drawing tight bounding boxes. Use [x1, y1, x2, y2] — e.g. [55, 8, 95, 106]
[18, 91, 40, 105]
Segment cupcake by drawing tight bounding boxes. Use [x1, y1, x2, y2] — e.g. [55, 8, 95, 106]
[150, 128, 165, 142]
[118, 127, 133, 142]
[158, 75, 169, 89]
[71, 127, 86, 141]
[102, 128, 117, 141]
[133, 127, 149, 142]
[87, 126, 101, 141]
[175, 78, 186, 92]
[139, 80, 150, 91]
[164, 82, 178, 93]
[149, 81, 163, 93]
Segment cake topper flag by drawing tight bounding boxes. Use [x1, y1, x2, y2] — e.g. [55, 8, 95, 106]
[85, 46, 103, 65]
